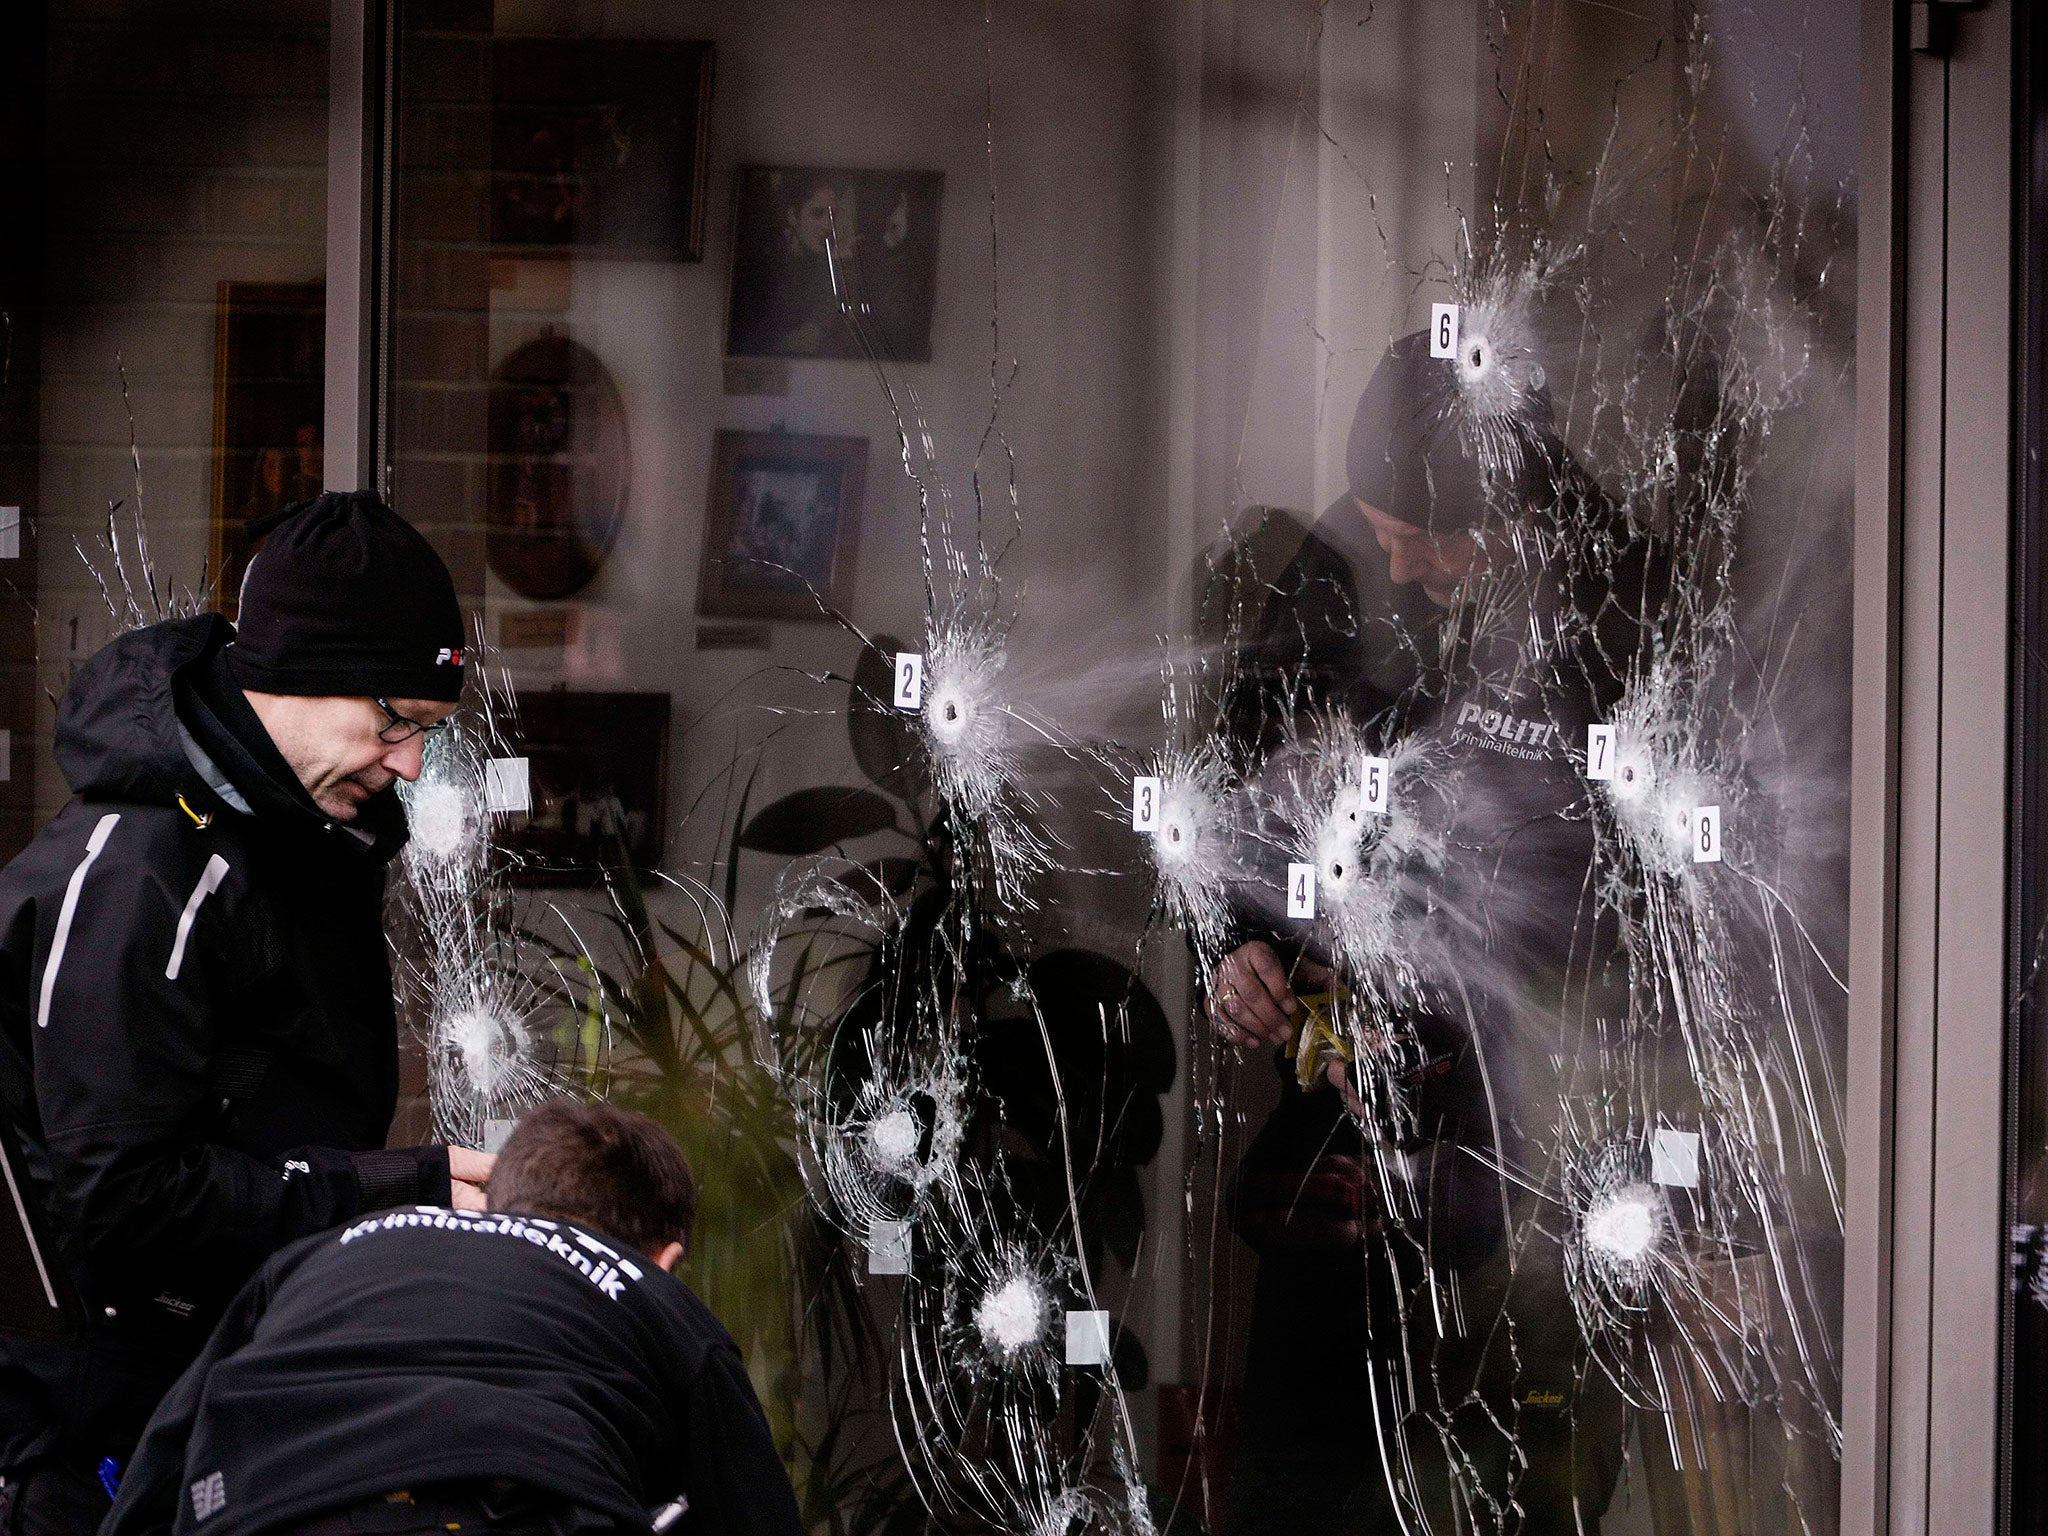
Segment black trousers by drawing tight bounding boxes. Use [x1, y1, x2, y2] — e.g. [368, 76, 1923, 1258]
[268, 1485, 607, 1536]
[0, 1462, 112, 1536]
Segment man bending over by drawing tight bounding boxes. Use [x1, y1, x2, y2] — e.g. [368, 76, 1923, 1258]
[103, 1101, 803, 1536]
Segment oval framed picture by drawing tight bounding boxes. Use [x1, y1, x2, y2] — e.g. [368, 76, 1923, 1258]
[485, 333, 629, 600]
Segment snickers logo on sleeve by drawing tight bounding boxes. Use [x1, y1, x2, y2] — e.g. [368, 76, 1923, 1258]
[191, 1471, 226, 1520]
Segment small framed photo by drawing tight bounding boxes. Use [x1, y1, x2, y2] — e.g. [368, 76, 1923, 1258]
[698, 430, 867, 622]
[490, 38, 715, 261]
[725, 166, 944, 361]
[210, 281, 325, 618]
[504, 689, 670, 883]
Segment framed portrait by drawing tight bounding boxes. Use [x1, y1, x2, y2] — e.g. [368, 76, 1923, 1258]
[505, 689, 670, 883]
[211, 281, 324, 619]
[725, 166, 944, 361]
[698, 430, 867, 622]
[486, 332, 630, 601]
[491, 38, 715, 260]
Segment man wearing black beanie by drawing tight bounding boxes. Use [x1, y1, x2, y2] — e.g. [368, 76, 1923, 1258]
[0, 492, 493, 1536]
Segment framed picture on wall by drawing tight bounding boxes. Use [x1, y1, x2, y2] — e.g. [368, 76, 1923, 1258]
[698, 429, 867, 622]
[725, 166, 944, 360]
[505, 689, 670, 883]
[485, 332, 631, 601]
[211, 281, 325, 620]
[491, 38, 715, 260]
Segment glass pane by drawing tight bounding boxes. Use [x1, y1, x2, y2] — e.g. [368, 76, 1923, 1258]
[0, 0, 333, 872]
[386, 4, 1858, 1531]
[2006, 4, 2048, 1531]
[0, 1, 330, 858]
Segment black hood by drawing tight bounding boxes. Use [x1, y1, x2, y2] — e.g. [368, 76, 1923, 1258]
[54, 613, 407, 862]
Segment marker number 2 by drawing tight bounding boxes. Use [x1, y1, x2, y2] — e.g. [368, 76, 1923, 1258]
[893, 653, 924, 711]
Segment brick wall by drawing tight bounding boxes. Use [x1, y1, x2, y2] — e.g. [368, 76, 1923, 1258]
[389, 0, 493, 604]
[0, 5, 49, 863]
[32, 0, 329, 828]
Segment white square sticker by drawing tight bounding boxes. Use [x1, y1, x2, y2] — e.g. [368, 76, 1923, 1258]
[1359, 755, 1390, 815]
[483, 757, 531, 814]
[0, 507, 20, 560]
[867, 1219, 911, 1276]
[1429, 303, 1461, 360]
[1065, 1309, 1112, 1366]
[1286, 862, 1317, 919]
[1692, 805, 1722, 863]
[892, 653, 924, 711]
[1131, 776, 1162, 832]
[1651, 1129, 1701, 1188]
[1586, 725, 1615, 782]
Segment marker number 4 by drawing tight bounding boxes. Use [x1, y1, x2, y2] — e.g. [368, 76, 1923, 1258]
[1286, 862, 1317, 919]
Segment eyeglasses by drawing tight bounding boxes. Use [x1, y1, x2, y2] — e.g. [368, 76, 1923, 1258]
[374, 698, 452, 746]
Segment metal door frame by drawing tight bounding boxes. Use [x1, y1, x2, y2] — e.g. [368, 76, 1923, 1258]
[1844, 2, 2015, 1532]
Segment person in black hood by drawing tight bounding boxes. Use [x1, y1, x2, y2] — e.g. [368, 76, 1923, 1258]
[102, 1101, 803, 1536]
[0, 492, 494, 1534]
[1213, 331, 1662, 1533]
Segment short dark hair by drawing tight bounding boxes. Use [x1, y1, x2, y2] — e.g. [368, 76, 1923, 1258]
[488, 1100, 697, 1256]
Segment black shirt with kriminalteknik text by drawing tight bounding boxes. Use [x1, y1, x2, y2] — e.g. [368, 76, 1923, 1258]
[102, 1206, 803, 1536]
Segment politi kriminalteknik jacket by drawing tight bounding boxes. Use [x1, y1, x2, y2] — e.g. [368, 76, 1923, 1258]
[0, 613, 451, 1467]
[104, 1207, 804, 1536]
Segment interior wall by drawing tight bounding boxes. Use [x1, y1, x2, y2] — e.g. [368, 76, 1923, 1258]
[441, 0, 1179, 905]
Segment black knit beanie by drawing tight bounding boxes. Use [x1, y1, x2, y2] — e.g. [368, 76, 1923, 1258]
[1346, 329, 1560, 533]
[227, 491, 467, 703]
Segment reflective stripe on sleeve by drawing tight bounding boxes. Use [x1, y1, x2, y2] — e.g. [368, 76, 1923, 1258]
[165, 853, 230, 982]
[37, 812, 121, 1029]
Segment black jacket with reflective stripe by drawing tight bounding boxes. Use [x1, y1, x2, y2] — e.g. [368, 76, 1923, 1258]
[104, 1209, 802, 1536]
[0, 614, 449, 1467]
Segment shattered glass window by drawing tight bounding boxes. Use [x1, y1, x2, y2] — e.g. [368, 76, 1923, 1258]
[383, 2, 1858, 1531]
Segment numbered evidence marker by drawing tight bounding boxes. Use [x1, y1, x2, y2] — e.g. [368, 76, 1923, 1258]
[1065, 1309, 1113, 1367]
[1585, 724, 1616, 782]
[1650, 1128, 1702, 1189]
[482, 757, 531, 814]
[1359, 755, 1391, 815]
[1286, 862, 1317, 919]
[867, 1218, 912, 1276]
[1131, 775, 1162, 832]
[1692, 804, 1722, 864]
[1429, 303, 1461, 360]
[892, 652, 924, 711]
